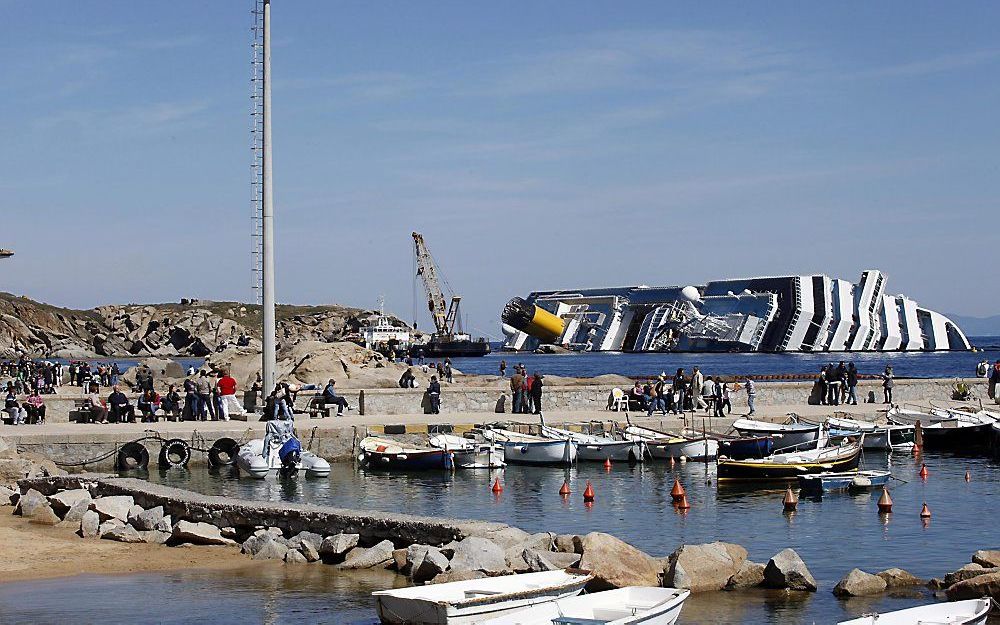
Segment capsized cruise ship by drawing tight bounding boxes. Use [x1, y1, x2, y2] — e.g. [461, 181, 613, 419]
[501, 270, 971, 353]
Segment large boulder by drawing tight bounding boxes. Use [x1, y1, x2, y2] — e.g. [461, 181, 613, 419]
[663, 542, 748, 592]
[62, 498, 92, 524]
[431, 570, 487, 585]
[876, 568, 923, 588]
[0, 484, 16, 505]
[973, 550, 1000, 569]
[79, 510, 100, 538]
[578, 532, 661, 591]
[319, 533, 360, 562]
[28, 502, 61, 525]
[48, 489, 92, 515]
[103, 525, 144, 544]
[555, 534, 583, 554]
[523, 548, 580, 572]
[763, 549, 817, 592]
[139, 530, 173, 545]
[90, 496, 135, 522]
[448, 537, 508, 575]
[285, 550, 308, 564]
[946, 571, 1000, 600]
[944, 564, 998, 587]
[340, 540, 395, 570]
[726, 561, 766, 590]
[833, 569, 887, 597]
[291, 531, 324, 553]
[132, 506, 165, 532]
[300, 540, 320, 563]
[408, 545, 449, 582]
[172, 521, 235, 546]
[14, 489, 48, 517]
[243, 535, 289, 561]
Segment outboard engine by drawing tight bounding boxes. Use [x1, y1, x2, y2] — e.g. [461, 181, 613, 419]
[278, 437, 302, 477]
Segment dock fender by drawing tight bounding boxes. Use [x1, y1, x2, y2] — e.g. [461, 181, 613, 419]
[208, 437, 239, 467]
[158, 439, 191, 468]
[116, 442, 149, 471]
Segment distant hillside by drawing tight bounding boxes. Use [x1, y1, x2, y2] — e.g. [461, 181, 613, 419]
[0, 293, 413, 358]
[949, 313, 1000, 337]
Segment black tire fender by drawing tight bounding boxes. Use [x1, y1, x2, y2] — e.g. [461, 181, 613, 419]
[117, 442, 149, 471]
[208, 437, 239, 467]
[158, 439, 191, 468]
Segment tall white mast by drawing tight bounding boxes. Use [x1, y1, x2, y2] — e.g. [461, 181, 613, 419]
[261, 0, 276, 393]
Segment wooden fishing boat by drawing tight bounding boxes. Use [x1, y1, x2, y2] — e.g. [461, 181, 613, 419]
[798, 470, 891, 494]
[885, 405, 947, 426]
[732, 417, 821, 451]
[622, 423, 718, 460]
[921, 412, 996, 451]
[428, 434, 505, 469]
[539, 420, 643, 462]
[482, 428, 577, 466]
[373, 569, 593, 625]
[479, 586, 690, 625]
[717, 440, 863, 482]
[718, 435, 774, 460]
[837, 598, 992, 625]
[359, 436, 453, 471]
[826, 416, 914, 451]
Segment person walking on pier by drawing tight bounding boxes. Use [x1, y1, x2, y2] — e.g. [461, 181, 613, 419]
[499, 360, 507, 378]
[713, 377, 726, 418]
[427, 376, 441, 414]
[691, 367, 705, 410]
[881, 365, 895, 404]
[672, 369, 687, 415]
[530, 373, 544, 415]
[744, 376, 756, 416]
[846, 362, 859, 405]
[648, 374, 667, 416]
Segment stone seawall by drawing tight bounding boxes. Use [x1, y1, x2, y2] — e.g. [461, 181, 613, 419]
[30, 377, 989, 423]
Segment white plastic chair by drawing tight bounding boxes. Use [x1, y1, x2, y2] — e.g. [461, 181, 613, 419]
[610, 388, 629, 412]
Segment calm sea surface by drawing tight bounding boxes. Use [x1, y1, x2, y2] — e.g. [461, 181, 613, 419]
[4, 450, 986, 624]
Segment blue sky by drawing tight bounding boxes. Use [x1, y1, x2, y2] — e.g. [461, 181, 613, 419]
[2, 1, 999, 335]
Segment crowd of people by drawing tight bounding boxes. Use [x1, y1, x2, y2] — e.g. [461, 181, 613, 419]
[508, 364, 544, 414]
[623, 368, 752, 417]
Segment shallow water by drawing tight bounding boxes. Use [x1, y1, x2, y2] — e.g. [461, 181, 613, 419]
[106, 448, 1000, 624]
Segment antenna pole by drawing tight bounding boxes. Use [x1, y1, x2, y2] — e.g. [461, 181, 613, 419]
[261, 0, 276, 392]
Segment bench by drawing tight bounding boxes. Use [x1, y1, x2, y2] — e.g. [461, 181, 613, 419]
[296, 393, 331, 420]
[69, 399, 92, 423]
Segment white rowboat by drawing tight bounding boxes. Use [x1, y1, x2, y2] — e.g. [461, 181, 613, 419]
[732, 418, 821, 451]
[482, 428, 577, 466]
[837, 598, 992, 625]
[539, 423, 643, 462]
[480, 586, 690, 625]
[373, 569, 592, 625]
[429, 434, 506, 469]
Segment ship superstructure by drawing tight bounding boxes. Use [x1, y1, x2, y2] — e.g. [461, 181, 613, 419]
[501, 270, 971, 353]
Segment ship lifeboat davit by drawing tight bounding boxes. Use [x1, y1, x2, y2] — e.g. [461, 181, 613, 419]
[502, 297, 565, 343]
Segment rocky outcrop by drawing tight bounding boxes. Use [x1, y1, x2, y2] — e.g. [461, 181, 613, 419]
[448, 537, 508, 575]
[833, 569, 887, 597]
[726, 561, 766, 590]
[876, 568, 923, 588]
[943, 563, 996, 587]
[764, 548, 817, 592]
[973, 550, 1000, 568]
[663, 542, 748, 592]
[578, 532, 662, 592]
[946, 571, 1000, 600]
[340, 540, 395, 570]
[171, 520, 236, 546]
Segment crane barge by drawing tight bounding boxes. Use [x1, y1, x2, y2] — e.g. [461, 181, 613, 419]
[411, 232, 490, 358]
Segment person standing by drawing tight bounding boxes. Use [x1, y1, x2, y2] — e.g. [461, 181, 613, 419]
[649, 374, 667, 416]
[217, 370, 238, 421]
[110, 362, 121, 387]
[846, 362, 859, 405]
[988, 360, 1000, 406]
[510, 371, 524, 414]
[672, 368, 686, 415]
[530, 373, 544, 415]
[499, 360, 507, 378]
[444, 361, 453, 384]
[713, 377, 726, 418]
[194, 371, 213, 421]
[691, 367, 705, 410]
[427, 376, 441, 414]
[818, 366, 829, 406]
[882, 365, 895, 404]
[745, 376, 756, 416]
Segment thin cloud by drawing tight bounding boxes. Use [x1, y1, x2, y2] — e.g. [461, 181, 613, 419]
[34, 100, 211, 134]
[853, 48, 1000, 79]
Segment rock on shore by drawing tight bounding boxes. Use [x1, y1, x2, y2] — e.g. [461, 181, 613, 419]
[663, 542, 747, 592]
[764, 548, 817, 591]
[578, 532, 662, 591]
[833, 569, 887, 597]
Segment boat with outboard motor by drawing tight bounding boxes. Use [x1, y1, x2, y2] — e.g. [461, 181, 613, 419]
[825, 416, 914, 451]
[538, 418, 643, 462]
[428, 434, 505, 469]
[621, 421, 718, 461]
[482, 427, 577, 466]
[236, 437, 331, 479]
[732, 417, 822, 451]
[359, 436, 454, 471]
[717, 438, 863, 482]
[372, 569, 593, 625]
[798, 469, 891, 494]
[837, 597, 992, 625]
[480, 586, 691, 625]
[920, 410, 997, 451]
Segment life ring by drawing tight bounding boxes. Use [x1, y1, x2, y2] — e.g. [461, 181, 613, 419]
[158, 439, 191, 468]
[116, 442, 149, 471]
[208, 437, 239, 467]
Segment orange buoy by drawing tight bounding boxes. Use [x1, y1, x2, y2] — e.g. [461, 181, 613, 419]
[559, 481, 571, 496]
[603, 457, 612, 469]
[965, 470, 971, 482]
[877, 488, 893, 513]
[675, 493, 691, 510]
[670, 478, 686, 503]
[491, 478, 503, 493]
[920, 502, 931, 518]
[919, 463, 929, 479]
[583, 481, 595, 503]
[782, 487, 798, 512]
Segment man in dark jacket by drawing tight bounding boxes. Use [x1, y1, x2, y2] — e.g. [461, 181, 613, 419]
[510, 372, 524, 414]
[107, 386, 133, 423]
[989, 360, 1000, 405]
[846, 363, 859, 405]
[427, 376, 441, 414]
[322, 379, 349, 416]
[530, 373, 543, 415]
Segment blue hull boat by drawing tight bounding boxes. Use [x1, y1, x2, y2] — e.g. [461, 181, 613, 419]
[719, 436, 774, 460]
[798, 470, 891, 494]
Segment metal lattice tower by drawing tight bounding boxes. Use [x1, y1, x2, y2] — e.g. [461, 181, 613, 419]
[249, 0, 266, 302]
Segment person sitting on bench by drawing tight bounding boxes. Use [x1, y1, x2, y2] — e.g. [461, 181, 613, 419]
[107, 386, 134, 423]
[23, 390, 46, 424]
[86, 385, 108, 424]
[137, 388, 161, 423]
[322, 379, 350, 416]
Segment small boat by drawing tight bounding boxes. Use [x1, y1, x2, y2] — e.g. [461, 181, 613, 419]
[359, 436, 454, 471]
[886, 405, 947, 426]
[718, 435, 774, 460]
[479, 586, 691, 625]
[921, 411, 996, 451]
[622, 423, 719, 460]
[429, 434, 506, 469]
[482, 428, 577, 466]
[732, 417, 821, 451]
[236, 438, 331, 479]
[372, 569, 593, 625]
[827, 416, 914, 451]
[837, 597, 992, 625]
[798, 470, 891, 494]
[717, 440, 863, 482]
[539, 420, 643, 463]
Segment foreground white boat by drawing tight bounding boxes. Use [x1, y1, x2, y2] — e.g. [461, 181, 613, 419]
[732, 418, 821, 451]
[235, 438, 331, 479]
[539, 422, 643, 462]
[429, 434, 506, 468]
[827, 416, 914, 450]
[837, 598, 992, 625]
[621, 424, 718, 460]
[480, 586, 690, 625]
[482, 428, 577, 466]
[373, 569, 592, 625]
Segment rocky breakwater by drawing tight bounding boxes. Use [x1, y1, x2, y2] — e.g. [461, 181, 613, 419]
[0, 435, 66, 500]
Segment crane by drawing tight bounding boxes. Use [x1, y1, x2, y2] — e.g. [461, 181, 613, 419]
[0, 249, 12, 259]
[412, 232, 463, 338]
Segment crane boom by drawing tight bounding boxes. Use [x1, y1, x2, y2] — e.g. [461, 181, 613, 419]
[412, 232, 460, 336]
